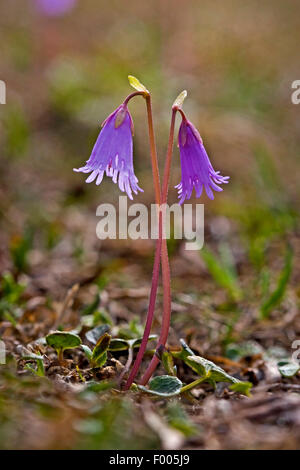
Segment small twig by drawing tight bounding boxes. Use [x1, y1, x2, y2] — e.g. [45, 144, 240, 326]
[118, 346, 134, 386]
[54, 283, 80, 328]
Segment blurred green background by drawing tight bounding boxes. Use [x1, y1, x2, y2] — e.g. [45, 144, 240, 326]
[0, 0, 299, 316]
[1, 0, 299, 256]
[0, 0, 300, 451]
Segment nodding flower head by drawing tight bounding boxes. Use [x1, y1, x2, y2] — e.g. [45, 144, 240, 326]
[74, 103, 143, 200]
[175, 118, 229, 204]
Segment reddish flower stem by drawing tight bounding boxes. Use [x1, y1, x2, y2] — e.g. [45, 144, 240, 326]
[124, 97, 177, 389]
[124, 217, 162, 389]
[123, 91, 146, 106]
[124, 94, 162, 390]
[139, 108, 177, 385]
[144, 95, 162, 207]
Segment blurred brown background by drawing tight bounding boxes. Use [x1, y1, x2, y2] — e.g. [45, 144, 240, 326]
[0, 0, 299, 300]
[0, 0, 300, 451]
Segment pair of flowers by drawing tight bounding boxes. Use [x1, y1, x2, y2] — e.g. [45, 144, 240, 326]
[74, 88, 229, 203]
[74, 77, 229, 386]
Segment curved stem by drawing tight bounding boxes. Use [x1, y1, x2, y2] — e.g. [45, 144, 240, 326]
[176, 107, 188, 122]
[139, 108, 177, 385]
[180, 376, 207, 394]
[123, 91, 146, 105]
[162, 109, 176, 203]
[145, 95, 162, 207]
[124, 94, 162, 390]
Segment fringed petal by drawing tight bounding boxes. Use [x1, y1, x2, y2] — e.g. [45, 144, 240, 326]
[73, 104, 143, 199]
[176, 119, 229, 203]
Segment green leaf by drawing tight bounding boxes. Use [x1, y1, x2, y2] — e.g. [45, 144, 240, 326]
[138, 375, 183, 397]
[171, 339, 194, 360]
[1, 272, 25, 304]
[260, 245, 293, 319]
[91, 333, 111, 368]
[84, 380, 116, 393]
[166, 402, 197, 437]
[117, 317, 144, 339]
[186, 356, 240, 384]
[128, 75, 149, 94]
[185, 355, 212, 378]
[173, 340, 252, 394]
[277, 360, 300, 378]
[229, 381, 253, 397]
[162, 351, 177, 376]
[200, 247, 242, 301]
[22, 352, 45, 377]
[93, 351, 107, 368]
[81, 294, 100, 316]
[109, 338, 129, 351]
[36, 360, 45, 377]
[10, 226, 34, 273]
[108, 335, 157, 351]
[85, 324, 110, 345]
[173, 340, 241, 386]
[22, 352, 44, 361]
[46, 331, 82, 355]
[81, 345, 93, 361]
[24, 364, 39, 376]
[94, 309, 113, 326]
[0, 272, 25, 323]
[225, 341, 264, 361]
[131, 334, 157, 349]
[253, 143, 285, 200]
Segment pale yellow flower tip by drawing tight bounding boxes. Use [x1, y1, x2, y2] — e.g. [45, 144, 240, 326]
[128, 75, 149, 94]
[173, 90, 188, 108]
